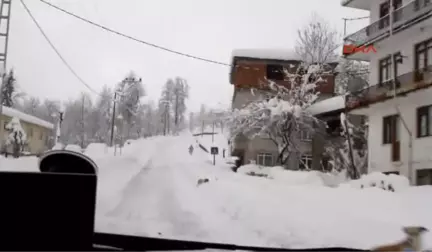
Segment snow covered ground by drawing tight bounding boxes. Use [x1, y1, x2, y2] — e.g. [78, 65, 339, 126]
[2, 133, 432, 250]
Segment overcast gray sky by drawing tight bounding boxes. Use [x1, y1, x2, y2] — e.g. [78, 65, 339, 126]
[8, 0, 368, 112]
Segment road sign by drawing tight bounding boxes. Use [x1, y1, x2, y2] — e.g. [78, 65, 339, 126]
[210, 147, 219, 155]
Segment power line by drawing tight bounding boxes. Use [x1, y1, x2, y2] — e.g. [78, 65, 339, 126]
[27, 0, 370, 98]
[38, 0, 369, 75]
[20, 0, 134, 103]
[38, 0, 231, 67]
[20, 0, 103, 96]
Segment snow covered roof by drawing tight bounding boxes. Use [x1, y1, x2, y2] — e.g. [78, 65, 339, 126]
[307, 95, 345, 116]
[231, 49, 302, 62]
[2, 106, 54, 129]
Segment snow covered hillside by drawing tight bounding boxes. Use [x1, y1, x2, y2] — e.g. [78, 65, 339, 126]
[2, 133, 432, 249]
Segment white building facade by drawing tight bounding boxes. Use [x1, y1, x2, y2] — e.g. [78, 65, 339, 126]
[343, 0, 432, 185]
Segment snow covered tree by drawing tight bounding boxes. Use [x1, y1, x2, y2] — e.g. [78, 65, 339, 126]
[1, 69, 17, 107]
[172, 77, 189, 134]
[335, 59, 369, 95]
[22, 96, 42, 117]
[5, 117, 27, 158]
[228, 63, 326, 166]
[141, 101, 158, 137]
[296, 14, 369, 94]
[116, 72, 145, 138]
[295, 14, 339, 64]
[158, 79, 175, 135]
[59, 93, 92, 146]
[324, 113, 367, 179]
[91, 85, 113, 143]
[42, 99, 61, 123]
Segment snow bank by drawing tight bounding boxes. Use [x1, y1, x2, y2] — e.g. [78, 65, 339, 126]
[85, 143, 108, 158]
[52, 142, 64, 150]
[5, 133, 432, 250]
[0, 156, 39, 172]
[232, 49, 302, 61]
[237, 164, 347, 187]
[2, 106, 54, 129]
[342, 172, 410, 192]
[65, 144, 83, 153]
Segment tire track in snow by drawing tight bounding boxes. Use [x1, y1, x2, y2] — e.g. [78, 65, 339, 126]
[97, 136, 210, 239]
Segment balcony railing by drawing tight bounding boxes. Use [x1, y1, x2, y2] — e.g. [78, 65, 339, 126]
[344, 0, 432, 48]
[345, 65, 432, 110]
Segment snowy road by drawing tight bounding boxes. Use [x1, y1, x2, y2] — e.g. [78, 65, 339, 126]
[94, 136, 265, 246]
[87, 135, 432, 249]
[3, 135, 432, 249]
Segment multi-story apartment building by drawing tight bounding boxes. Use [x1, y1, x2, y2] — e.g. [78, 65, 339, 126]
[343, 0, 432, 185]
[229, 49, 347, 170]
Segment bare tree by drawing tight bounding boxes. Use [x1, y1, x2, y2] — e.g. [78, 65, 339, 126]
[295, 14, 339, 64]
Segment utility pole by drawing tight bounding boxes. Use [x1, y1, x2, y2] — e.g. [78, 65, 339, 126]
[0, 0, 13, 153]
[80, 95, 85, 149]
[343, 18, 347, 37]
[212, 121, 215, 143]
[54, 110, 64, 145]
[388, 0, 414, 185]
[110, 92, 117, 147]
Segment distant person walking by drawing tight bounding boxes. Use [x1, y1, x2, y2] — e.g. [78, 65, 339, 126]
[188, 145, 194, 155]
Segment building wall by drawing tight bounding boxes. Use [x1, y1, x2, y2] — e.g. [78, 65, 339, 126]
[363, 87, 432, 185]
[1, 114, 52, 154]
[232, 59, 336, 94]
[356, 5, 432, 184]
[370, 0, 419, 23]
[368, 8, 432, 86]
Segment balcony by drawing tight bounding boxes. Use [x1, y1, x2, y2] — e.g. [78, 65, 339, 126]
[345, 65, 432, 111]
[341, 0, 372, 10]
[343, 0, 432, 58]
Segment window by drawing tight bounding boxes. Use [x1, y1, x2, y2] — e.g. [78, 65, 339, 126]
[256, 153, 273, 166]
[379, 56, 392, 83]
[383, 115, 399, 144]
[379, 1, 390, 29]
[417, 105, 432, 137]
[299, 155, 313, 170]
[39, 131, 43, 140]
[266, 64, 284, 81]
[300, 129, 312, 141]
[415, 38, 432, 71]
[28, 128, 33, 138]
[379, 53, 402, 84]
[416, 169, 432, 185]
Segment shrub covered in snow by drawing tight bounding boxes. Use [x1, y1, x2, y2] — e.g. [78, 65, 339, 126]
[65, 144, 83, 153]
[84, 143, 108, 158]
[52, 142, 65, 150]
[341, 172, 410, 192]
[237, 164, 347, 187]
[4, 117, 27, 158]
